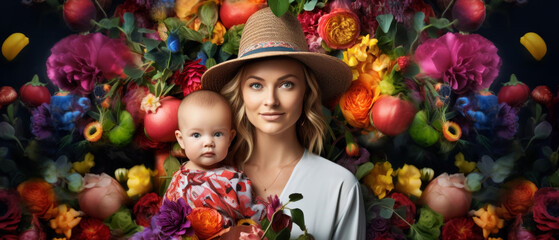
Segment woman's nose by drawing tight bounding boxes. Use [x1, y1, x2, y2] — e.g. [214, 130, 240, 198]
[264, 88, 279, 107]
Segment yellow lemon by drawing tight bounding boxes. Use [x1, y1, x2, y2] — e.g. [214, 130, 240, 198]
[520, 32, 546, 61]
[2, 33, 29, 61]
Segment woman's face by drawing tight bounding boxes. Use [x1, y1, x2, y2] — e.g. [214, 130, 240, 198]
[241, 58, 307, 136]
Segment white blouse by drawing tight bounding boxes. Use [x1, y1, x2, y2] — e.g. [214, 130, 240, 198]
[278, 150, 366, 240]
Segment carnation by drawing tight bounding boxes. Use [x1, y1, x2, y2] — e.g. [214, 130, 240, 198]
[46, 33, 140, 95]
[157, 198, 193, 237]
[31, 103, 54, 139]
[442, 217, 484, 240]
[70, 217, 111, 240]
[172, 59, 206, 96]
[414, 32, 502, 95]
[134, 193, 162, 227]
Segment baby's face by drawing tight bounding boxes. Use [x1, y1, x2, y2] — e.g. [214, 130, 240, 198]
[175, 102, 235, 171]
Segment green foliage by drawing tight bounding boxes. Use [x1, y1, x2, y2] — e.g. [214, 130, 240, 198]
[268, 0, 290, 17]
[222, 24, 244, 55]
[409, 206, 444, 240]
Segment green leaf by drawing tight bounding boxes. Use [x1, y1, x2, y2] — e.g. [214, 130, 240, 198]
[290, 208, 306, 231]
[379, 206, 394, 219]
[217, 48, 232, 63]
[180, 27, 204, 43]
[429, 17, 454, 30]
[123, 12, 135, 36]
[376, 14, 394, 34]
[202, 41, 218, 57]
[0, 122, 15, 140]
[123, 67, 144, 79]
[96, 17, 120, 30]
[303, 0, 317, 11]
[289, 193, 303, 202]
[138, 28, 156, 34]
[276, 228, 291, 240]
[205, 57, 217, 69]
[403, 63, 420, 78]
[268, 0, 290, 17]
[144, 38, 161, 52]
[355, 162, 374, 180]
[164, 17, 183, 31]
[198, 1, 218, 29]
[163, 156, 181, 176]
[413, 12, 425, 31]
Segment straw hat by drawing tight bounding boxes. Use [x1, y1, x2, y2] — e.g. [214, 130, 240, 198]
[201, 7, 352, 102]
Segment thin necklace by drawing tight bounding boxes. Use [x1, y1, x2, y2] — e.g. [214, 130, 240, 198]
[256, 151, 303, 192]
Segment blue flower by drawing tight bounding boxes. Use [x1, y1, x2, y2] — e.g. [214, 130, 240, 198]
[49, 94, 90, 131]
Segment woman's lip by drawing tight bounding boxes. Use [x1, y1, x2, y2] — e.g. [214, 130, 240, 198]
[260, 113, 284, 121]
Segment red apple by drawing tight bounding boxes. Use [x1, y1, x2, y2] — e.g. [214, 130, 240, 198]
[143, 96, 181, 142]
[452, 0, 486, 32]
[370, 96, 417, 137]
[63, 0, 97, 32]
[220, 0, 267, 29]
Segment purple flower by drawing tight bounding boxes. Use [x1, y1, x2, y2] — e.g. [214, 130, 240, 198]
[130, 214, 182, 240]
[495, 103, 519, 139]
[31, 103, 54, 139]
[337, 147, 370, 174]
[157, 198, 193, 237]
[415, 32, 502, 95]
[46, 33, 140, 95]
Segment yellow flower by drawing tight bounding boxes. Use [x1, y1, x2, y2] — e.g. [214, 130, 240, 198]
[49, 204, 82, 239]
[115, 168, 129, 183]
[140, 93, 161, 114]
[372, 54, 391, 78]
[343, 34, 380, 78]
[472, 204, 505, 239]
[127, 165, 156, 198]
[363, 161, 394, 199]
[210, 21, 226, 45]
[455, 152, 477, 174]
[394, 164, 422, 198]
[72, 153, 95, 174]
[520, 32, 546, 61]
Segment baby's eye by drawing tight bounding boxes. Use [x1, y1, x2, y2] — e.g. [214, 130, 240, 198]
[192, 133, 201, 138]
[249, 82, 262, 90]
[214, 132, 223, 137]
[281, 81, 294, 89]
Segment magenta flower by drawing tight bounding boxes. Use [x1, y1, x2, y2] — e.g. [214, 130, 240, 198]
[266, 195, 292, 233]
[46, 33, 140, 95]
[172, 59, 206, 96]
[414, 32, 502, 95]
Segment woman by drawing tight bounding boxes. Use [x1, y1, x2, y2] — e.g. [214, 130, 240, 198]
[202, 7, 365, 239]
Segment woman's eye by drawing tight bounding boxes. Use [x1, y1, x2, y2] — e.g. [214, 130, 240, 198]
[281, 82, 294, 88]
[249, 83, 262, 90]
[192, 133, 201, 138]
[214, 132, 223, 137]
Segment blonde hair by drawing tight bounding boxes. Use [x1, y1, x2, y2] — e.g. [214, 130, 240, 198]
[220, 58, 327, 169]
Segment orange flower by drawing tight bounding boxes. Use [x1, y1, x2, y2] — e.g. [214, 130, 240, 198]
[499, 179, 538, 220]
[49, 204, 82, 239]
[339, 73, 381, 131]
[187, 207, 225, 240]
[472, 204, 504, 239]
[317, 9, 361, 49]
[17, 178, 57, 219]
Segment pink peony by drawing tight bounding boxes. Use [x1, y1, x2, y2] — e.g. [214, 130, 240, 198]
[172, 59, 206, 96]
[414, 32, 501, 95]
[420, 173, 472, 220]
[46, 33, 141, 95]
[78, 173, 129, 220]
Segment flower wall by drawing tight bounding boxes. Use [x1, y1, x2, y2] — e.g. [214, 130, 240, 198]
[1, 0, 559, 239]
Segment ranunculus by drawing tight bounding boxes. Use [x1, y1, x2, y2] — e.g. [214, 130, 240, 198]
[420, 173, 472, 220]
[442, 217, 484, 240]
[71, 217, 111, 240]
[394, 164, 422, 198]
[387, 192, 416, 229]
[187, 207, 225, 240]
[46, 33, 140, 95]
[16, 179, 57, 220]
[339, 73, 381, 130]
[49, 204, 82, 239]
[78, 173, 128, 220]
[157, 198, 193, 237]
[414, 32, 502, 95]
[500, 179, 538, 220]
[532, 187, 559, 231]
[363, 161, 394, 199]
[172, 59, 206, 96]
[318, 8, 361, 49]
[0, 190, 21, 232]
[134, 192, 162, 227]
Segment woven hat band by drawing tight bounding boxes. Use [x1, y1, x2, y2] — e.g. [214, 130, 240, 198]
[239, 41, 300, 58]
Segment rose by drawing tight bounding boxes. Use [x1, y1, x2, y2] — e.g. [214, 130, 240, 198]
[71, 217, 111, 240]
[318, 8, 361, 49]
[387, 192, 416, 229]
[414, 32, 501, 95]
[46, 33, 141, 95]
[172, 59, 206, 96]
[442, 217, 483, 240]
[532, 187, 559, 231]
[500, 179, 538, 220]
[16, 178, 57, 219]
[0, 190, 21, 232]
[187, 207, 225, 240]
[133, 192, 162, 227]
[339, 73, 381, 130]
[420, 173, 472, 220]
[78, 173, 128, 220]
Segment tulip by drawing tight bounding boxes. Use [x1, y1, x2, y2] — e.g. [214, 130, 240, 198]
[520, 32, 546, 61]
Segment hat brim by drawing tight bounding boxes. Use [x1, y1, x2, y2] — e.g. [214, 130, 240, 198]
[201, 50, 352, 104]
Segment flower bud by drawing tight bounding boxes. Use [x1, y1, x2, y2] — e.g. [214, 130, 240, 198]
[115, 168, 129, 183]
[420, 168, 434, 182]
[345, 142, 360, 157]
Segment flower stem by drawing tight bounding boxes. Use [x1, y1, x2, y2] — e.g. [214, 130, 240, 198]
[261, 200, 293, 240]
[441, 0, 455, 18]
[93, 0, 108, 19]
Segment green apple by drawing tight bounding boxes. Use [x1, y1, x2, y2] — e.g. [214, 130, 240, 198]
[108, 110, 135, 146]
[408, 110, 441, 147]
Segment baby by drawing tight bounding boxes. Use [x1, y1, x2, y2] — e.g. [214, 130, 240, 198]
[164, 90, 265, 226]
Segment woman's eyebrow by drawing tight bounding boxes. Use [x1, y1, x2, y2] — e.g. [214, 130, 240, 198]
[245, 74, 298, 81]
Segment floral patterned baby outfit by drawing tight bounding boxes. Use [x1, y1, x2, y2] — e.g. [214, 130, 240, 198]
[165, 165, 265, 226]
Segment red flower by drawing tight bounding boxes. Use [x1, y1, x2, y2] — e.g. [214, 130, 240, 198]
[387, 192, 415, 230]
[70, 217, 111, 240]
[0, 190, 21, 232]
[442, 217, 484, 240]
[532, 187, 559, 231]
[172, 59, 206, 96]
[134, 192, 163, 227]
